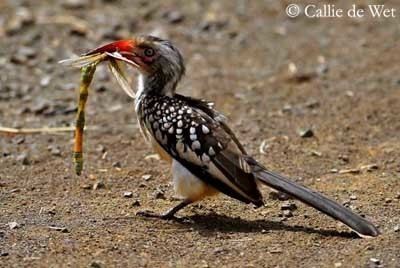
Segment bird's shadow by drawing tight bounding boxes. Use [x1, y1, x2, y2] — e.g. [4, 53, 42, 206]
[170, 213, 357, 238]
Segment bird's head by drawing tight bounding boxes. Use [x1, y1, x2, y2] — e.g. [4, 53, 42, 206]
[85, 35, 185, 96]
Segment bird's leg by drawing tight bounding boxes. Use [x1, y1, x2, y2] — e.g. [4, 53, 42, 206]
[137, 199, 192, 220]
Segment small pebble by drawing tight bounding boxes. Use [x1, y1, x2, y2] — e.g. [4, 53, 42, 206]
[31, 100, 50, 114]
[360, 164, 379, 172]
[310, 150, 322, 157]
[349, 195, 357, 201]
[123, 191, 133, 198]
[269, 191, 291, 201]
[338, 154, 349, 163]
[280, 202, 297, 211]
[5, 8, 35, 35]
[213, 247, 224, 254]
[132, 200, 141, 207]
[48, 226, 69, 233]
[13, 137, 25, 145]
[89, 261, 104, 268]
[93, 181, 105, 190]
[369, 258, 380, 265]
[95, 85, 107, 93]
[16, 153, 29, 165]
[153, 189, 166, 200]
[269, 248, 283, 254]
[338, 168, 360, 174]
[40, 76, 51, 87]
[112, 161, 121, 168]
[298, 128, 314, 138]
[81, 184, 92, 190]
[96, 145, 106, 153]
[8, 221, 19, 230]
[10, 47, 37, 64]
[48, 145, 61, 156]
[304, 99, 320, 109]
[142, 174, 152, 181]
[62, 0, 89, 9]
[282, 210, 293, 218]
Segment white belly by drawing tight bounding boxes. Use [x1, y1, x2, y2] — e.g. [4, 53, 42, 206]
[171, 160, 217, 201]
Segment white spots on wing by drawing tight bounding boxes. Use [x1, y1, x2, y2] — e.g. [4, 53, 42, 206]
[148, 115, 154, 122]
[191, 140, 201, 150]
[178, 109, 184, 115]
[201, 153, 210, 163]
[218, 142, 223, 149]
[208, 146, 215, 156]
[176, 134, 183, 139]
[169, 106, 175, 112]
[202, 125, 210, 134]
[177, 120, 183, 128]
[187, 109, 192, 114]
[162, 117, 168, 123]
[190, 134, 197, 141]
[156, 110, 161, 115]
[168, 126, 174, 134]
[176, 128, 182, 134]
[163, 123, 171, 129]
[177, 115, 182, 120]
[190, 127, 196, 134]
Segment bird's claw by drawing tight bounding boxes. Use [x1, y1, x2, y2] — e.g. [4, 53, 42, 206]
[136, 210, 186, 222]
[136, 210, 174, 220]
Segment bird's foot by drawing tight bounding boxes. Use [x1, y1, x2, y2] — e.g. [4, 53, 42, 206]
[136, 210, 180, 221]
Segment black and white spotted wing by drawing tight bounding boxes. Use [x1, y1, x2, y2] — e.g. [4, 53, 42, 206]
[137, 94, 264, 206]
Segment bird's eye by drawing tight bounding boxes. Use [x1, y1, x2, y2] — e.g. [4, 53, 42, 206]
[144, 48, 155, 57]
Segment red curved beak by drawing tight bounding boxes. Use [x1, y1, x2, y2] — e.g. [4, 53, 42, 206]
[84, 39, 141, 69]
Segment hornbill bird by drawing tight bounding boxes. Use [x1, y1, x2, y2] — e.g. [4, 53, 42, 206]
[80, 35, 379, 237]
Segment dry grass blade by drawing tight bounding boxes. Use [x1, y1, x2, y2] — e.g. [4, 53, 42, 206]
[59, 53, 107, 68]
[0, 126, 93, 134]
[108, 58, 136, 99]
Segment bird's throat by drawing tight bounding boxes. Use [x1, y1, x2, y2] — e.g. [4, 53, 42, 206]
[136, 69, 181, 99]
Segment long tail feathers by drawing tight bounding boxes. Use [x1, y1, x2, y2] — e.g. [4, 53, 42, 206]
[248, 160, 380, 238]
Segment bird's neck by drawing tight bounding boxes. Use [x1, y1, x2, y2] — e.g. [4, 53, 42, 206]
[135, 71, 180, 99]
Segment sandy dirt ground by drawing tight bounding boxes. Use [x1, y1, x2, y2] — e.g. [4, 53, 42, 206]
[0, 0, 399, 267]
